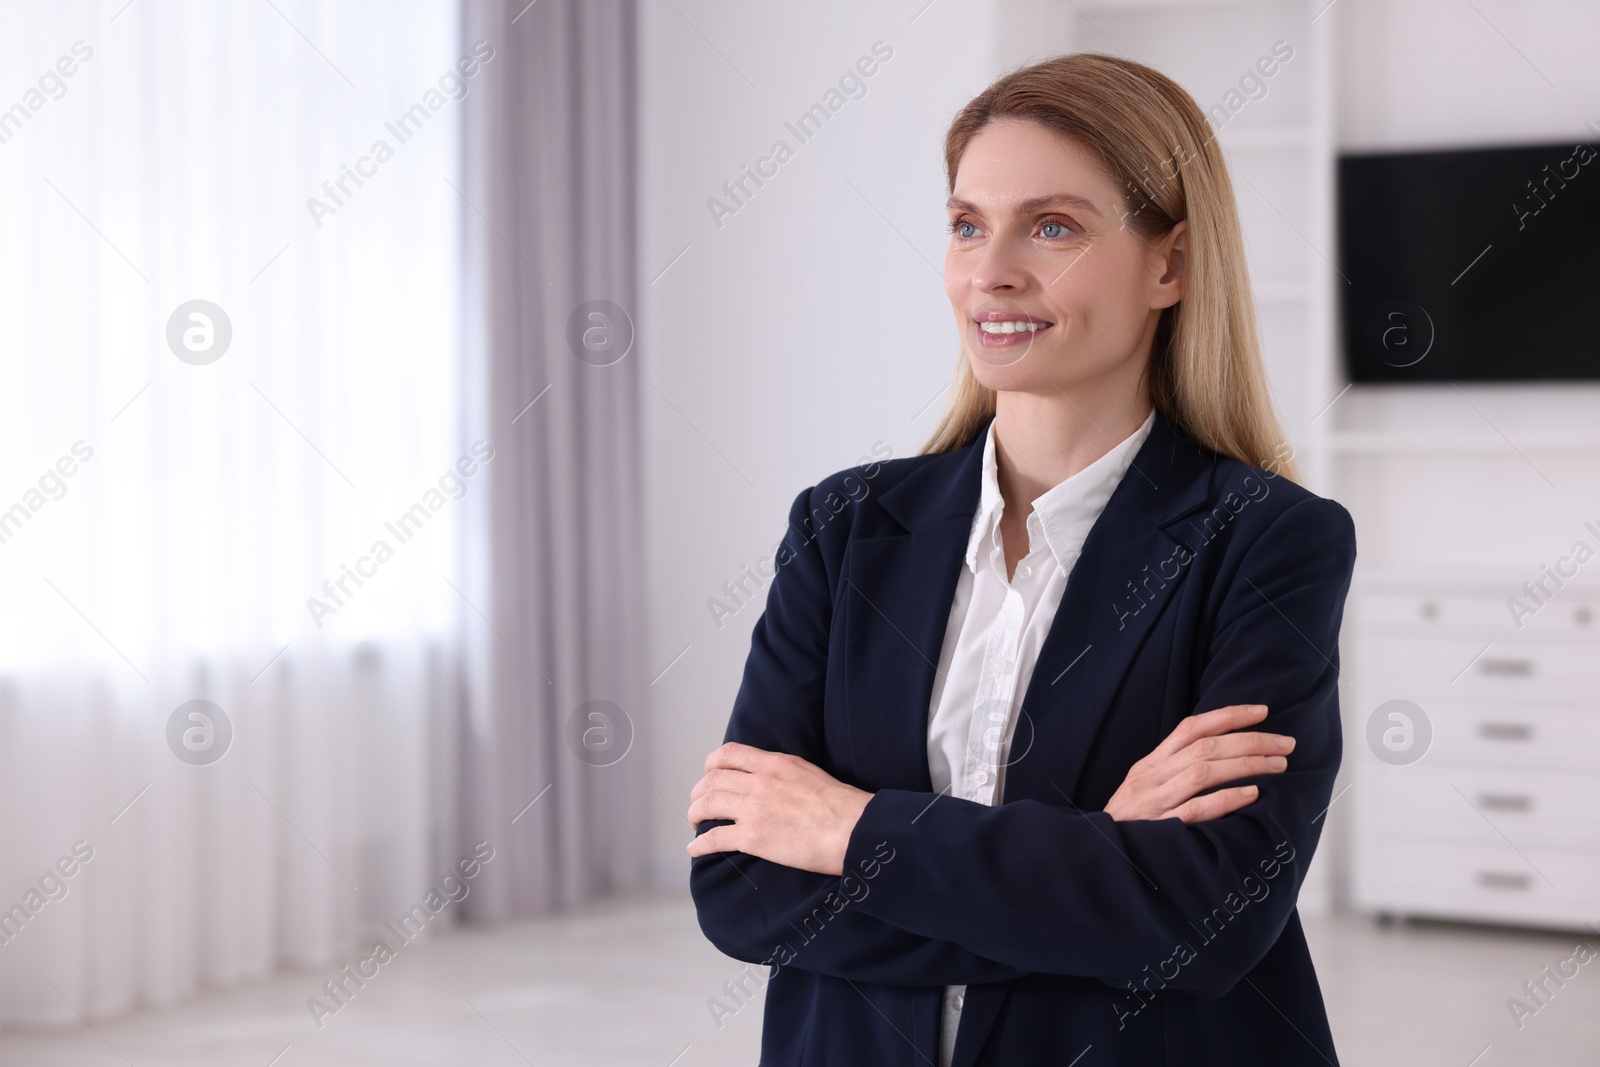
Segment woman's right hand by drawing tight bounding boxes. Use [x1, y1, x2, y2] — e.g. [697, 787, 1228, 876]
[1103, 704, 1294, 824]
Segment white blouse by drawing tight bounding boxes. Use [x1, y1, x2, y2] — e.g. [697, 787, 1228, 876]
[926, 409, 1154, 1067]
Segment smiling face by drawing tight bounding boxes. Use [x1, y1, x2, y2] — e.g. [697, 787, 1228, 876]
[944, 118, 1186, 400]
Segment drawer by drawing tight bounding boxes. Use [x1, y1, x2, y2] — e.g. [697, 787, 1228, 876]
[1361, 636, 1600, 703]
[1355, 763, 1600, 850]
[1359, 590, 1600, 638]
[1351, 697, 1600, 772]
[1353, 836, 1600, 932]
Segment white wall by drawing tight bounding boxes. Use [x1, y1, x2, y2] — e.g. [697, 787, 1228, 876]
[1330, 0, 1600, 577]
[1336, 0, 1598, 152]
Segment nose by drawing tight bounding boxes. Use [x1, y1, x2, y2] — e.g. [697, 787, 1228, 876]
[967, 234, 1030, 293]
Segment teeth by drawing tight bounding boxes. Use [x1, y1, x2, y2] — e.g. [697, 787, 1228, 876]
[979, 320, 1049, 334]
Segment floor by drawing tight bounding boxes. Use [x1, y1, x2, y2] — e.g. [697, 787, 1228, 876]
[0, 892, 1594, 1066]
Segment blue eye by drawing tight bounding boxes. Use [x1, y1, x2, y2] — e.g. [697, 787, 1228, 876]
[1040, 220, 1073, 238]
[946, 219, 978, 239]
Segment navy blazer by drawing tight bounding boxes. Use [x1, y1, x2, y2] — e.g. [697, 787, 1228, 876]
[690, 409, 1356, 1067]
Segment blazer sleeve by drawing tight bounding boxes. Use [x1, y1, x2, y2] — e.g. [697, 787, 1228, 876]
[838, 494, 1356, 997]
[689, 482, 1031, 987]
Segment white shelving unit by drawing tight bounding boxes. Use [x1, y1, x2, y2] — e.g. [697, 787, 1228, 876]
[1349, 572, 1600, 932]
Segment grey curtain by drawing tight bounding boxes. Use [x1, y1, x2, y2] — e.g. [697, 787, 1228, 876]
[454, 0, 647, 918]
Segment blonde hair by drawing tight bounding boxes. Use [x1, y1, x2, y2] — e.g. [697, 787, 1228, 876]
[922, 52, 1299, 483]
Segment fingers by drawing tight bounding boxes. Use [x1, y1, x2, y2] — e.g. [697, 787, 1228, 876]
[1185, 753, 1288, 793]
[689, 743, 811, 839]
[1180, 730, 1295, 764]
[1141, 726, 1294, 816]
[686, 785, 740, 831]
[691, 743, 809, 816]
[687, 820, 740, 858]
[1167, 784, 1259, 825]
[1151, 704, 1269, 760]
[1146, 747, 1288, 813]
[688, 765, 756, 805]
[690, 743, 777, 818]
[1194, 704, 1270, 735]
[704, 741, 774, 773]
[1109, 706, 1293, 824]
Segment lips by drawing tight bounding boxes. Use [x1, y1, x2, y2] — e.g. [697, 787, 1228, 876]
[973, 311, 1053, 325]
[972, 312, 1054, 349]
[977, 320, 1051, 334]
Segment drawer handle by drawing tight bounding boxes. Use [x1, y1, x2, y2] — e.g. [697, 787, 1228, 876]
[1476, 870, 1532, 891]
[1479, 722, 1533, 742]
[1477, 793, 1533, 812]
[1478, 658, 1534, 677]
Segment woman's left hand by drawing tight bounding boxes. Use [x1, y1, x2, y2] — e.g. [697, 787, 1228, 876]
[686, 742, 873, 876]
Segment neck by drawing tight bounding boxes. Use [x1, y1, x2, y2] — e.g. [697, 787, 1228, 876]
[990, 383, 1152, 517]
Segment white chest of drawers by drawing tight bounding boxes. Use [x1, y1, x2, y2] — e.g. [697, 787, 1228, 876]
[1350, 572, 1600, 931]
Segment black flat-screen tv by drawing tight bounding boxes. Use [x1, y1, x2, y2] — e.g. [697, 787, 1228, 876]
[1337, 139, 1600, 382]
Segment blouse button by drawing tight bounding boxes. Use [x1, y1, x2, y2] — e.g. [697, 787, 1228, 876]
[1015, 562, 1033, 581]
[972, 768, 991, 787]
[950, 992, 965, 1010]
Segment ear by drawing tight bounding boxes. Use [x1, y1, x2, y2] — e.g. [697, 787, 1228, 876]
[1149, 219, 1187, 310]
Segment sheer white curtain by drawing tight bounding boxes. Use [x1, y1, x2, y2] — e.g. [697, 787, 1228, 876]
[0, 0, 469, 1026]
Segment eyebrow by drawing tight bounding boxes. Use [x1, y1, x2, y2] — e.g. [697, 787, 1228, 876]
[945, 193, 1104, 220]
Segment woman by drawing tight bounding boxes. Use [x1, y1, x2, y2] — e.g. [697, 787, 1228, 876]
[687, 52, 1354, 1067]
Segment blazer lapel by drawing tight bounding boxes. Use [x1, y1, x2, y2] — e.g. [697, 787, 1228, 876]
[947, 414, 1216, 1067]
[1001, 412, 1216, 806]
[842, 433, 985, 790]
[843, 410, 1216, 799]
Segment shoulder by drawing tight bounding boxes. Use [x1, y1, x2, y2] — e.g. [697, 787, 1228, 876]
[811, 449, 931, 511]
[762, 448, 946, 607]
[793, 445, 957, 545]
[1191, 453, 1356, 589]
[793, 447, 940, 550]
[1181, 455, 1360, 653]
[1212, 456, 1351, 539]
